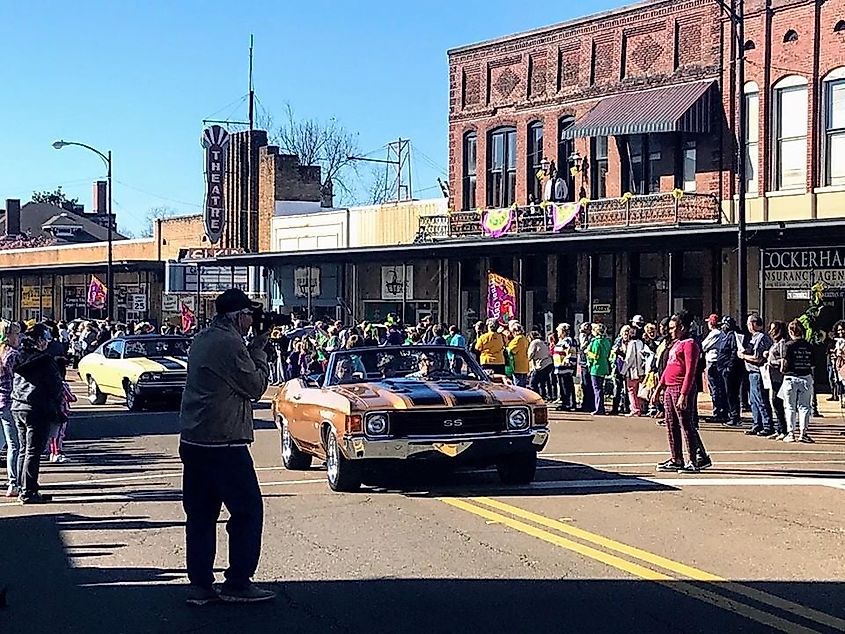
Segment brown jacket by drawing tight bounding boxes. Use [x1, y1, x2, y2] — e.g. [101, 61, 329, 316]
[180, 317, 269, 445]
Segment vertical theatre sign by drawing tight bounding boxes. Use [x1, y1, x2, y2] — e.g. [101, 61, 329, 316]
[201, 125, 230, 244]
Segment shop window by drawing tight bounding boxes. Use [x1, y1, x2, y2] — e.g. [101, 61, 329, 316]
[462, 131, 477, 210]
[487, 127, 517, 208]
[822, 68, 845, 186]
[744, 82, 759, 194]
[682, 140, 697, 192]
[527, 122, 544, 203]
[772, 75, 808, 190]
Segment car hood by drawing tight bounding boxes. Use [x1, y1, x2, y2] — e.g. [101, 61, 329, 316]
[127, 357, 188, 372]
[331, 378, 541, 410]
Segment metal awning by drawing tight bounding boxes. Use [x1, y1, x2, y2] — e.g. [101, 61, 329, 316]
[562, 81, 715, 139]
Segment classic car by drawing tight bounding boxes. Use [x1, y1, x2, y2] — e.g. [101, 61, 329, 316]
[77, 335, 191, 411]
[272, 345, 549, 491]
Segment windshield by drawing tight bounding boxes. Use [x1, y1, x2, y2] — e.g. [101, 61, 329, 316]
[124, 338, 190, 359]
[326, 346, 487, 386]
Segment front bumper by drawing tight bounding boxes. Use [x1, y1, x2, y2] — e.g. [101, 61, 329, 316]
[135, 382, 185, 398]
[342, 428, 549, 461]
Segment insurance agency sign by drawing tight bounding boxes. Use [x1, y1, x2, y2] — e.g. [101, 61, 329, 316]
[763, 247, 845, 289]
[201, 125, 230, 244]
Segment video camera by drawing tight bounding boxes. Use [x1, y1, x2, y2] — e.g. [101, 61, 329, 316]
[251, 307, 292, 334]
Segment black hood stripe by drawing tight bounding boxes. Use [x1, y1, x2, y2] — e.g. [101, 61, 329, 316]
[153, 357, 187, 371]
[438, 381, 494, 406]
[378, 380, 449, 407]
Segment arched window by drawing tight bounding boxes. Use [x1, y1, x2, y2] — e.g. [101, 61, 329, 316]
[744, 81, 760, 195]
[822, 67, 845, 186]
[783, 29, 798, 43]
[487, 127, 517, 208]
[462, 131, 477, 210]
[744, 40, 756, 51]
[527, 122, 544, 203]
[772, 75, 808, 190]
[834, 20, 845, 32]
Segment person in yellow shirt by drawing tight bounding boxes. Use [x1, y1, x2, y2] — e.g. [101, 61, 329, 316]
[475, 318, 506, 374]
[507, 322, 530, 387]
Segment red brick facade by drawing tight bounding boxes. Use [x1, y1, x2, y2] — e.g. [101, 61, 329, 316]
[448, 0, 845, 213]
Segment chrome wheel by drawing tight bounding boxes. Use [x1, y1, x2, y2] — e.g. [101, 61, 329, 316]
[87, 377, 106, 405]
[324, 430, 361, 492]
[282, 423, 293, 464]
[280, 417, 312, 470]
[326, 433, 339, 484]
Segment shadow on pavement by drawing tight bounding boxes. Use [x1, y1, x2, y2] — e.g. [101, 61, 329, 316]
[1, 510, 843, 634]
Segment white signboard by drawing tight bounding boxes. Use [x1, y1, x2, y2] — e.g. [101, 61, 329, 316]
[129, 294, 147, 311]
[381, 265, 413, 301]
[162, 294, 178, 312]
[294, 267, 321, 298]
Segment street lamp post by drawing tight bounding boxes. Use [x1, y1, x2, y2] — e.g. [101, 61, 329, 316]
[52, 140, 113, 321]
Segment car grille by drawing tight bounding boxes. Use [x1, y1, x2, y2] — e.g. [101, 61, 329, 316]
[162, 372, 187, 383]
[388, 408, 507, 437]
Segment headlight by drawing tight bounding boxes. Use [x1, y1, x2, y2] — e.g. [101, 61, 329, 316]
[507, 408, 530, 430]
[152, 373, 163, 381]
[366, 413, 388, 436]
[139, 372, 152, 382]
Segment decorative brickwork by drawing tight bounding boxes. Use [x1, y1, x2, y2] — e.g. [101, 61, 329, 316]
[529, 53, 548, 97]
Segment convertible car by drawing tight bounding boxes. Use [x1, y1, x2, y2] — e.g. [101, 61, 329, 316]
[77, 335, 190, 411]
[272, 345, 549, 491]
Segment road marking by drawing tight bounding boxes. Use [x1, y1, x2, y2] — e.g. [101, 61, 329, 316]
[525, 477, 845, 490]
[544, 450, 845, 457]
[469, 497, 845, 633]
[537, 459, 845, 469]
[440, 498, 824, 634]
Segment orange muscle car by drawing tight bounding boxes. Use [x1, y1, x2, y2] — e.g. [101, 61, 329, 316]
[272, 345, 549, 491]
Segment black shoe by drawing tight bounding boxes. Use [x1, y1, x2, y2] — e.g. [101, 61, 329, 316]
[756, 429, 774, 437]
[186, 585, 221, 606]
[722, 420, 740, 427]
[695, 455, 713, 470]
[656, 459, 684, 472]
[744, 428, 762, 435]
[678, 462, 700, 474]
[827, 396, 838, 401]
[814, 410, 824, 418]
[219, 582, 276, 603]
[18, 493, 52, 505]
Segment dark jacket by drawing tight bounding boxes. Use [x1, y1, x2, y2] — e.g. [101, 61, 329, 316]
[12, 343, 64, 421]
[716, 329, 742, 372]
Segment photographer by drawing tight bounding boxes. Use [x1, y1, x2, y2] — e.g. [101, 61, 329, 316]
[179, 288, 274, 605]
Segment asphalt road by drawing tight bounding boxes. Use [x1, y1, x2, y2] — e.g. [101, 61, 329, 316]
[2, 380, 845, 634]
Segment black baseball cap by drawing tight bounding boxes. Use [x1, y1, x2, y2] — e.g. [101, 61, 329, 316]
[215, 288, 261, 315]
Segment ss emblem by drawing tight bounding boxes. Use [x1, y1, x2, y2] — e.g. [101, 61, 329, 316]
[443, 419, 463, 427]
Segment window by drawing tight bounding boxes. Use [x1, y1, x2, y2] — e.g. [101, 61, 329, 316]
[527, 122, 544, 203]
[744, 82, 759, 194]
[591, 136, 608, 199]
[783, 29, 798, 43]
[628, 135, 645, 193]
[488, 127, 517, 208]
[623, 135, 665, 194]
[558, 116, 576, 200]
[823, 68, 845, 186]
[773, 76, 808, 190]
[683, 140, 697, 192]
[462, 132, 477, 210]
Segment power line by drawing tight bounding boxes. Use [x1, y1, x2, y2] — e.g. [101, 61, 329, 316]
[115, 180, 202, 209]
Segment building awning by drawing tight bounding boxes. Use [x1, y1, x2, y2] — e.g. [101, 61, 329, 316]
[562, 81, 715, 139]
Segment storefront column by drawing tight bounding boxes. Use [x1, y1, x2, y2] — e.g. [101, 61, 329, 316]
[456, 260, 463, 329]
[587, 254, 594, 321]
[480, 257, 490, 321]
[667, 252, 674, 317]
[515, 256, 524, 324]
[759, 248, 766, 319]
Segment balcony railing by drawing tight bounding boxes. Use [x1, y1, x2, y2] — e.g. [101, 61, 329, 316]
[414, 192, 722, 242]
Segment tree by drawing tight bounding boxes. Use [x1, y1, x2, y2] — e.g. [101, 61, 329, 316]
[274, 104, 361, 206]
[141, 205, 180, 237]
[32, 186, 79, 211]
[366, 165, 392, 205]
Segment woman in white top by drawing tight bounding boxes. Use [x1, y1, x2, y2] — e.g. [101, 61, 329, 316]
[528, 331, 554, 400]
[619, 325, 647, 416]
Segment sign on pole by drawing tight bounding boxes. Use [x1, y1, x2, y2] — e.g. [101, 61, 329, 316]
[201, 125, 230, 244]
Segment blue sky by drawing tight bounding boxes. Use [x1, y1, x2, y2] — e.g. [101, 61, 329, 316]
[0, 0, 620, 236]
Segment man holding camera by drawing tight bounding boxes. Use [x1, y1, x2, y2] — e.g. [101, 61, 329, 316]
[179, 288, 273, 605]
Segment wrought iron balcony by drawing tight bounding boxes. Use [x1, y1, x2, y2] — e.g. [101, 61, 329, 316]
[415, 192, 722, 242]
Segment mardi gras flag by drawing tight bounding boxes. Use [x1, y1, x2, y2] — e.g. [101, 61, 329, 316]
[551, 202, 581, 231]
[87, 275, 107, 309]
[481, 207, 514, 238]
[180, 301, 196, 332]
[487, 272, 517, 324]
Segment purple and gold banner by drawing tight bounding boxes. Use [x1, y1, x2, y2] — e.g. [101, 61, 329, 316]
[551, 202, 580, 231]
[481, 207, 514, 238]
[87, 275, 107, 309]
[487, 272, 517, 323]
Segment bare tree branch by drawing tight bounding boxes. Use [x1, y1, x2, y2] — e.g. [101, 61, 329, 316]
[141, 205, 180, 237]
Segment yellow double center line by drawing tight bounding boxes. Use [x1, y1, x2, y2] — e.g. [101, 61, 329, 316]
[440, 496, 845, 634]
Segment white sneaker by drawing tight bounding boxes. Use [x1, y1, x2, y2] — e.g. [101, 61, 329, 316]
[48, 454, 57, 463]
[54, 454, 69, 463]
[782, 434, 796, 443]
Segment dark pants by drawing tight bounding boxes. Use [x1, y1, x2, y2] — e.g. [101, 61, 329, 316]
[591, 375, 606, 415]
[722, 366, 743, 425]
[611, 373, 629, 414]
[770, 380, 787, 435]
[13, 411, 51, 499]
[579, 365, 595, 412]
[557, 373, 576, 409]
[663, 385, 707, 464]
[706, 363, 728, 420]
[530, 365, 554, 399]
[748, 372, 773, 432]
[483, 364, 506, 375]
[180, 442, 264, 590]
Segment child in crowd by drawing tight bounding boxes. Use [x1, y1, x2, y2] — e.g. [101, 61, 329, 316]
[49, 373, 77, 463]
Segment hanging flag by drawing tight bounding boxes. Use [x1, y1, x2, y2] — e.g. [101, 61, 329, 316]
[87, 275, 107, 309]
[481, 207, 515, 238]
[487, 272, 517, 324]
[180, 301, 196, 332]
[551, 202, 581, 232]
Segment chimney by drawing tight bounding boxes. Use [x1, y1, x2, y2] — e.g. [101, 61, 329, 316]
[4, 199, 20, 236]
[92, 180, 107, 214]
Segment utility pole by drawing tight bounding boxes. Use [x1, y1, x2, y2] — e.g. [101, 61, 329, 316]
[247, 34, 256, 253]
[348, 138, 413, 203]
